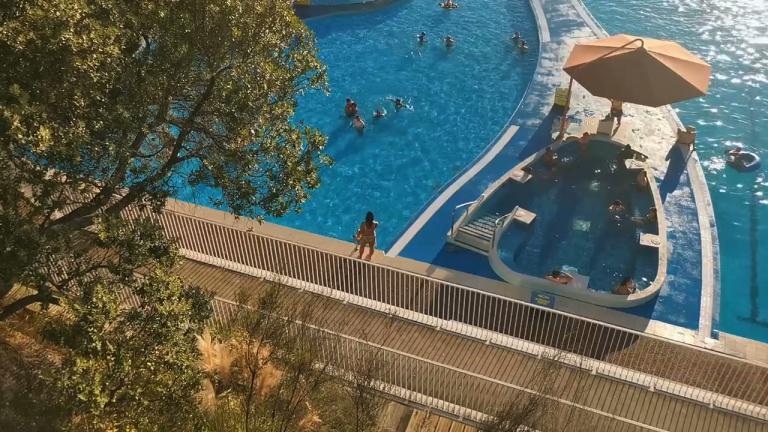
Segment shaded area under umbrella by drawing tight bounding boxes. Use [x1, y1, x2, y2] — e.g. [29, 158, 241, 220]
[556, 33, 711, 138]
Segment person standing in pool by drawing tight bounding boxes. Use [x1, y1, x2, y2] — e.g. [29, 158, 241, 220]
[444, 35, 455, 48]
[511, 31, 521, 46]
[608, 200, 626, 220]
[345, 98, 358, 117]
[351, 115, 366, 133]
[519, 39, 529, 53]
[418, 31, 427, 44]
[542, 146, 558, 167]
[356, 211, 378, 261]
[578, 132, 591, 153]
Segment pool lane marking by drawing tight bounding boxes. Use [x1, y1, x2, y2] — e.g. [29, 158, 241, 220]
[386, 125, 520, 257]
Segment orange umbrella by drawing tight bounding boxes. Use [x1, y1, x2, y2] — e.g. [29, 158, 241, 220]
[563, 34, 711, 107]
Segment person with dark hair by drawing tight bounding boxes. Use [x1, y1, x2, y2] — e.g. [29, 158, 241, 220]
[545, 269, 573, 285]
[542, 146, 558, 167]
[613, 277, 637, 295]
[345, 98, 358, 117]
[608, 199, 626, 218]
[356, 211, 379, 261]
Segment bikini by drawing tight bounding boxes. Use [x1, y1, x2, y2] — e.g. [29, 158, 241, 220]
[358, 222, 377, 245]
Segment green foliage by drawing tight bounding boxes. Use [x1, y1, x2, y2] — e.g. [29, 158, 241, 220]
[0, 0, 328, 316]
[48, 268, 212, 431]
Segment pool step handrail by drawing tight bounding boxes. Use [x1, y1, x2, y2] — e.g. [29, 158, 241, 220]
[449, 194, 485, 237]
[492, 210, 516, 247]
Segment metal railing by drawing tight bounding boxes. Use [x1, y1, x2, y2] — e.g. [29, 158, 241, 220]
[119, 205, 768, 419]
[492, 211, 514, 246]
[449, 195, 484, 237]
[196, 295, 766, 431]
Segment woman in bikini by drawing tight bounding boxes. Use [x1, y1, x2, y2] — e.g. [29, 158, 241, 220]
[356, 211, 378, 261]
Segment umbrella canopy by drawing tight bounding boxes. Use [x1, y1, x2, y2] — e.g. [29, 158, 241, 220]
[563, 34, 711, 107]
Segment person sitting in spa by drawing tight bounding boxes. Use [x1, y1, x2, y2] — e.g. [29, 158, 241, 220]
[545, 269, 573, 285]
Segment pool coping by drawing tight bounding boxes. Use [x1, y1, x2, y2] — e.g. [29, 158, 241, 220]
[458, 135, 670, 308]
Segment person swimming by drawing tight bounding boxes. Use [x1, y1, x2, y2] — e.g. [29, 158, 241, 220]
[387, 96, 411, 111]
[440, 0, 458, 9]
[373, 107, 387, 119]
[511, 31, 521, 45]
[444, 35, 455, 48]
[417, 31, 427, 44]
[578, 132, 591, 153]
[345, 98, 358, 117]
[351, 115, 366, 132]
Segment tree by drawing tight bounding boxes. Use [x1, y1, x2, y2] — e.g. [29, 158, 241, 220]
[0, 0, 329, 317]
[47, 267, 212, 431]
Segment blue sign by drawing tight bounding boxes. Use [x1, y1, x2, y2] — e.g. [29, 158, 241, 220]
[530, 291, 555, 308]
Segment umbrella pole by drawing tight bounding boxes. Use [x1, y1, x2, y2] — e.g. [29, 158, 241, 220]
[558, 77, 574, 139]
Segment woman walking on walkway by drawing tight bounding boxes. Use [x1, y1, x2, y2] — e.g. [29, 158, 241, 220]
[356, 211, 378, 261]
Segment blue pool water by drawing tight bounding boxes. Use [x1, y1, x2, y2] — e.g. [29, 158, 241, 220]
[491, 140, 659, 293]
[583, 0, 768, 342]
[266, 0, 538, 249]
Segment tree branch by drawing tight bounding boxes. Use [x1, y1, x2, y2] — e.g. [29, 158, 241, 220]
[0, 291, 59, 321]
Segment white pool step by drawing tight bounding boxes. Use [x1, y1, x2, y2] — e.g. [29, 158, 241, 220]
[454, 214, 498, 254]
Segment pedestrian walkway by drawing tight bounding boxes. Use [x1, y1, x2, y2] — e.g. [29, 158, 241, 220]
[174, 257, 768, 431]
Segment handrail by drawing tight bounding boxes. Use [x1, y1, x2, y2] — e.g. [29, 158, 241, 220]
[492, 211, 514, 247]
[120, 203, 768, 413]
[449, 194, 485, 237]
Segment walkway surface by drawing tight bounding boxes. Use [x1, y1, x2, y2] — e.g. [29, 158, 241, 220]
[386, 0, 716, 340]
[175, 257, 768, 432]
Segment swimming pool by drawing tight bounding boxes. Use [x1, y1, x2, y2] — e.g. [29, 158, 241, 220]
[492, 140, 659, 294]
[583, 0, 768, 342]
[265, 0, 538, 249]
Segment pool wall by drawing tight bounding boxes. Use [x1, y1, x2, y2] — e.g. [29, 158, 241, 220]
[453, 136, 669, 308]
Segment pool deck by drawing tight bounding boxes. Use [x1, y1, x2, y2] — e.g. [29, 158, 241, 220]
[383, 0, 738, 354]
